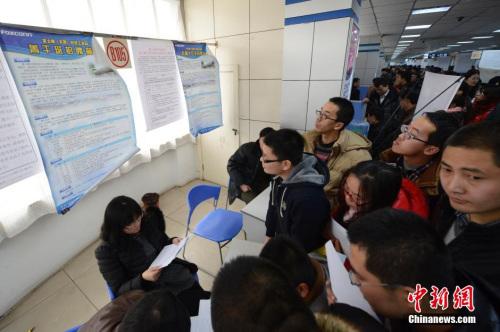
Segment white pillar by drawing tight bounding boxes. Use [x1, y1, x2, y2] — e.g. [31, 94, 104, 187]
[280, 0, 361, 131]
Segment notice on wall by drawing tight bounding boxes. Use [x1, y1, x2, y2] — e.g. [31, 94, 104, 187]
[173, 42, 222, 137]
[131, 39, 186, 131]
[0, 26, 138, 214]
[341, 22, 360, 99]
[0, 49, 41, 190]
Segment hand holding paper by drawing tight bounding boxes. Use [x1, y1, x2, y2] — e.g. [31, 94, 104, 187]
[149, 235, 190, 269]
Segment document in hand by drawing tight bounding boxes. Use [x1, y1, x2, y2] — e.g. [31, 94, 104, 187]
[149, 235, 191, 268]
[331, 218, 351, 257]
[325, 241, 380, 322]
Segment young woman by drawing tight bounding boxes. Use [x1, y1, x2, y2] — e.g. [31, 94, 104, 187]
[333, 160, 402, 228]
[95, 196, 209, 315]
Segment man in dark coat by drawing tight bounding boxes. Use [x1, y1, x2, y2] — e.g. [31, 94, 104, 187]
[261, 129, 330, 253]
[227, 127, 274, 204]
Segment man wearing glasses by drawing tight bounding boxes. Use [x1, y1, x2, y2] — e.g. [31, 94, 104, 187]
[261, 129, 330, 253]
[303, 97, 371, 208]
[380, 111, 459, 210]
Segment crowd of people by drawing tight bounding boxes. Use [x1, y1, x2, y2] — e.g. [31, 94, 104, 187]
[81, 65, 499, 331]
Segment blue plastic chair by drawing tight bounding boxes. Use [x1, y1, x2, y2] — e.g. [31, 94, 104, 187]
[65, 325, 81, 332]
[106, 283, 116, 301]
[359, 85, 369, 100]
[182, 184, 243, 265]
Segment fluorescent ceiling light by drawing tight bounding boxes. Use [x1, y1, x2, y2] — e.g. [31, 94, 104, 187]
[457, 41, 474, 44]
[447, 45, 459, 47]
[471, 36, 493, 39]
[402, 34, 421, 38]
[494, 29, 500, 33]
[412, 6, 450, 15]
[398, 40, 413, 43]
[405, 25, 431, 30]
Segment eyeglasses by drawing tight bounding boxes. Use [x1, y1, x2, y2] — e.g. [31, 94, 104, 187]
[348, 270, 401, 288]
[400, 125, 429, 144]
[261, 159, 283, 163]
[316, 109, 338, 121]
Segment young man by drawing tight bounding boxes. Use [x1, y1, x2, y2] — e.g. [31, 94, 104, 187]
[438, 121, 500, 312]
[380, 111, 459, 209]
[259, 236, 327, 310]
[262, 129, 331, 253]
[211, 256, 319, 332]
[364, 77, 400, 127]
[303, 97, 371, 207]
[347, 208, 498, 331]
[79, 289, 191, 332]
[371, 90, 419, 158]
[227, 127, 275, 204]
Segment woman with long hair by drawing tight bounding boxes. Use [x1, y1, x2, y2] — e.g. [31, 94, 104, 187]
[95, 196, 209, 316]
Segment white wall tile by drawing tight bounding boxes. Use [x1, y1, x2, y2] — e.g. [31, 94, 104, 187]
[239, 119, 250, 144]
[250, 0, 284, 33]
[239, 79, 250, 119]
[250, 29, 283, 79]
[250, 80, 282, 122]
[310, 18, 350, 80]
[216, 34, 250, 79]
[280, 80, 309, 131]
[184, 0, 215, 41]
[285, 0, 352, 18]
[305, 80, 342, 130]
[214, 0, 250, 37]
[366, 52, 379, 69]
[249, 121, 280, 141]
[282, 22, 314, 80]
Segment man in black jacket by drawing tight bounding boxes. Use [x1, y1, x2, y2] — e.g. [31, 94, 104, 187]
[227, 127, 275, 204]
[364, 77, 400, 129]
[261, 129, 330, 253]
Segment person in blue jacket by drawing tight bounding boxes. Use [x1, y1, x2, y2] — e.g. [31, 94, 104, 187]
[261, 128, 330, 253]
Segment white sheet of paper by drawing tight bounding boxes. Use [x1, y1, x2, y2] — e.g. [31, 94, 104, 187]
[149, 236, 190, 268]
[331, 218, 351, 257]
[414, 72, 463, 117]
[190, 299, 212, 332]
[325, 241, 380, 322]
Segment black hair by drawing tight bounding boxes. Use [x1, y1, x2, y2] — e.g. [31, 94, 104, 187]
[259, 127, 275, 138]
[348, 208, 454, 289]
[464, 69, 480, 80]
[444, 120, 500, 167]
[119, 289, 190, 332]
[365, 105, 383, 122]
[100, 196, 142, 246]
[211, 256, 319, 332]
[372, 77, 389, 88]
[263, 129, 304, 166]
[396, 70, 412, 84]
[329, 97, 355, 129]
[424, 111, 460, 149]
[259, 236, 316, 290]
[336, 161, 402, 223]
[353, 77, 360, 83]
[142, 192, 159, 208]
[401, 90, 419, 105]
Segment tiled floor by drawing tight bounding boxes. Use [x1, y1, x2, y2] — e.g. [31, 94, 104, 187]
[0, 179, 247, 332]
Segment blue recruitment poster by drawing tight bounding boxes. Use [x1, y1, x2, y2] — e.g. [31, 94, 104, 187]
[0, 26, 138, 214]
[173, 42, 222, 137]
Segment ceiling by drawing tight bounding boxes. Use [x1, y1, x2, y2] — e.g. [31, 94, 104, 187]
[358, 0, 500, 60]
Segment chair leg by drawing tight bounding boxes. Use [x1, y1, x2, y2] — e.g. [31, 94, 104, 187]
[243, 229, 247, 240]
[218, 242, 224, 265]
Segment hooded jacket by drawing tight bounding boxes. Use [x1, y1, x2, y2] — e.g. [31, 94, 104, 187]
[303, 129, 371, 207]
[265, 154, 331, 253]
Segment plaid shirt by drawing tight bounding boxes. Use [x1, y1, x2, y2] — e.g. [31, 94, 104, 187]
[397, 157, 436, 182]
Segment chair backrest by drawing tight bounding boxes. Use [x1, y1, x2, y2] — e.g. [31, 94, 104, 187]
[187, 184, 221, 225]
[359, 85, 369, 100]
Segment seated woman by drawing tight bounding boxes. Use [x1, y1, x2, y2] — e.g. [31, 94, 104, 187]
[95, 196, 209, 316]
